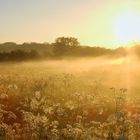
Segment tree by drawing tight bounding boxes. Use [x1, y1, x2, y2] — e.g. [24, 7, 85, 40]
[53, 37, 79, 56]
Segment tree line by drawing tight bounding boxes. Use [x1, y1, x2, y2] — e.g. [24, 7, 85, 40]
[0, 37, 139, 61]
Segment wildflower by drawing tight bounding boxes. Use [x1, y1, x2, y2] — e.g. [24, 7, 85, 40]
[0, 93, 8, 100]
[14, 84, 18, 90]
[35, 91, 41, 100]
[7, 84, 13, 89]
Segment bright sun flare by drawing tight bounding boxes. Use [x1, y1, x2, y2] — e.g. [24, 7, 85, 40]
[114, 11, 140, 45]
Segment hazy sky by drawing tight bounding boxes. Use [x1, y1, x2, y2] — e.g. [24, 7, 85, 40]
[1, 0, 140, 47]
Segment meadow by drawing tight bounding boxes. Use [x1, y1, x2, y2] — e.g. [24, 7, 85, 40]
[0, 57, 140, 139]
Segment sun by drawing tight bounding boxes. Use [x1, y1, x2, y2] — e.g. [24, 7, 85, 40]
[114, 11, 140, 45]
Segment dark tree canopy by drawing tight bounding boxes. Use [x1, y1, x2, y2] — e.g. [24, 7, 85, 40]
[0, 36, 140, 61]
[55, 37, 79, 46]
[53, 37, 79, 56]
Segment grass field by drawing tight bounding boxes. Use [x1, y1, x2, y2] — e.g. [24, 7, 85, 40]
[1, 57, 140, 139]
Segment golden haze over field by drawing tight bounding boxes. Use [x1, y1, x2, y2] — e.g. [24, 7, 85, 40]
[1, 0, 140, 139]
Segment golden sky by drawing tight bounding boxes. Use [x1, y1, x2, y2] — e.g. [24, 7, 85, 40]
[1, 0, 140, 48]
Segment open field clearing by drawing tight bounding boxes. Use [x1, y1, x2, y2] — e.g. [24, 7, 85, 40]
[1, 57, 140, 139]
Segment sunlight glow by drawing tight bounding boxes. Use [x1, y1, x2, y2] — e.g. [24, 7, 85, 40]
[114, 11, 140, 45]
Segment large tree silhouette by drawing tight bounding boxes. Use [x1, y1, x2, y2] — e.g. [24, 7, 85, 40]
[53, 37, 79, 56]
